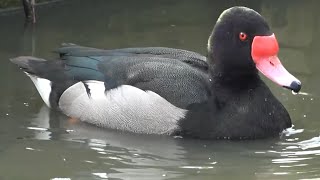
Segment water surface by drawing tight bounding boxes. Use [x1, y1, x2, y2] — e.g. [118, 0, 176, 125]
[0, 0, 320, 179]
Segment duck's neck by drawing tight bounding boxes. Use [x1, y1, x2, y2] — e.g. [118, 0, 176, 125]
[209, 63, 261, 91]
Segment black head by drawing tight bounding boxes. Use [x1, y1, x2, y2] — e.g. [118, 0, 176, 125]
[208, 7, 270, 71]
[207, 6, 301, 92]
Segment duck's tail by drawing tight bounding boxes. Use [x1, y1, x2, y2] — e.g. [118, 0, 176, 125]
[10, 56, 47, 74]
[11, 56, 54, 108]
[10, 56, 72, 108]
[10, 56, 66, 78]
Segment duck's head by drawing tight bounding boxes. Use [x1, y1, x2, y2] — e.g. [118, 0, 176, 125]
[208, 6, 301, 93]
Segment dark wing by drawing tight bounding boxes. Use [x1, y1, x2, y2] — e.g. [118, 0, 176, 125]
[55, 44, 208, 71]
[95, 56, 211, 108]
[55, 45, 211, 108]
[12, 45, 211, 109]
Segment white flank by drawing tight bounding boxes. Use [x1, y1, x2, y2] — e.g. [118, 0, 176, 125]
[85, 80, 106, 99]
[59, 80, 187, 135]
[27, 73, 52, 108]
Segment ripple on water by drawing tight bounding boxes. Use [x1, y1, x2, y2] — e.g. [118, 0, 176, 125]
[298, 136, 320, 150]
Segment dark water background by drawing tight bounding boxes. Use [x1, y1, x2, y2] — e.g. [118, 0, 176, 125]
[0, 0, 319, 179]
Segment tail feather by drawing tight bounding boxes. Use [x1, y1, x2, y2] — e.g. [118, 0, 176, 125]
[10, 56, 70, 108]
[10, 56, 67, 81]
[10, 55, 97, 109]
[10, 56, 47, 75]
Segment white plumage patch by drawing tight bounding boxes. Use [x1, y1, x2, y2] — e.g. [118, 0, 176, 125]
[58, 80, 187, 135]
[85, 80, 106, 99]
[26, 73, 52, 108]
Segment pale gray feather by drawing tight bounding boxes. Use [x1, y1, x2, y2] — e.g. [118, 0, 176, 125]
[58, 81, 187, 135]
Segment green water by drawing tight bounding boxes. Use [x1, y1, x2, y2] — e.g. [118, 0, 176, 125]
[0, 0, 319, 179]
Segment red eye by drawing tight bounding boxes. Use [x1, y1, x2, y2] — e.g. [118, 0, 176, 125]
[239, 32, 248, 41]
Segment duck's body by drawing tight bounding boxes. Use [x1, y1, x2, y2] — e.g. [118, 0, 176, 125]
[11, 7, 301, 139]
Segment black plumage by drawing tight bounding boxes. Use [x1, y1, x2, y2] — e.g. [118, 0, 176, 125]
[10, 6, 299, 139]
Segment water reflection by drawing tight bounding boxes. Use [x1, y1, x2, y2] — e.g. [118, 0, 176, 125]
[31, 106, 188, 179]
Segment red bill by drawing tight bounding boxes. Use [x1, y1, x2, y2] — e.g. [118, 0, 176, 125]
[251, 34, 301, 92]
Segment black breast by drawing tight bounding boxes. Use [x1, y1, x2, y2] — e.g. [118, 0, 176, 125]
[177, 81, 291, 139]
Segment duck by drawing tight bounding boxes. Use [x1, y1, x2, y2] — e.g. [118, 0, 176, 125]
[10, 6, 301, 140]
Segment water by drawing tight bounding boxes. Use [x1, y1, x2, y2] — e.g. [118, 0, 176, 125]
[0, 0, 319, 179]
